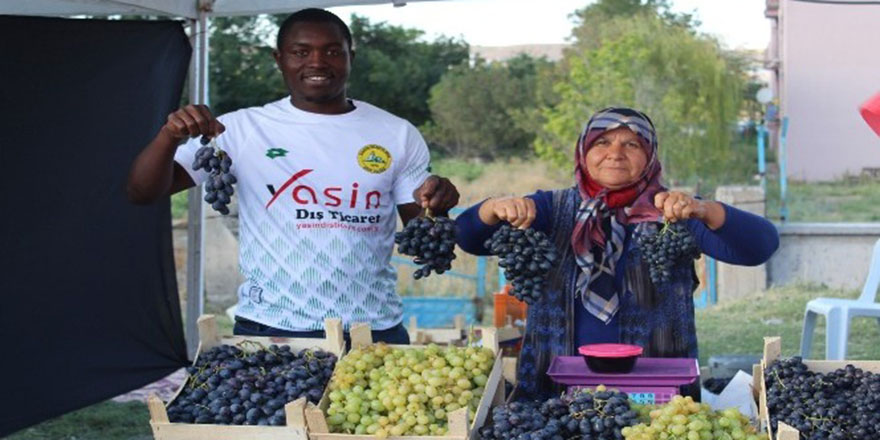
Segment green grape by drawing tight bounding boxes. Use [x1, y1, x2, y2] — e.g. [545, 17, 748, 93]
[325, 343, 494, 436]
[473, 374, 488, 387]
[621, 396, 768, 440]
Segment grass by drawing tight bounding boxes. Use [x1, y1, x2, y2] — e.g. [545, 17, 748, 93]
[171, 191, 188, 220]
[765, 176, 880, 222]
[431, 158, 487, 183]
[695, 284, 880, 366]
[452, 158, 572, 205]
[7, 401, 152, 440]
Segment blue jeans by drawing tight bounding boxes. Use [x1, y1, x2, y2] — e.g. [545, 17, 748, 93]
[233, 316, 410, 349]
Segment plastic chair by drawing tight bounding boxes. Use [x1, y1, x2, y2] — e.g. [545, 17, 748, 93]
[800, 238, 880, 360]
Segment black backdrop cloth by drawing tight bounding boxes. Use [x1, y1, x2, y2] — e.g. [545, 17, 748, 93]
[0, 16, 191, 435]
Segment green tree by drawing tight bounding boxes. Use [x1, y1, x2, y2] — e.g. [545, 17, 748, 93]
[209, 16, 288, 115]
[347, 15, 469, 126]
[570, 0, 697, 47]
[535, 9, 748, 185]
[424, 55, 554, 159]
[207, 14, 467, 122]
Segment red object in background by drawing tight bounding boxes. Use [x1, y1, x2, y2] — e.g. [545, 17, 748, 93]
[493, 285, 528, 327]
[494, 285, 527, 357]
[860, 91, 880, 138]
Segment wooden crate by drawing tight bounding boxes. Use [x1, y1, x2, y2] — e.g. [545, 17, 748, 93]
[407, 315, 466, 345]
[147, 314, 346, 440]
[305, 324, 506, 440]
[408, 316, 522, 349]
[754, 336, 880, 440]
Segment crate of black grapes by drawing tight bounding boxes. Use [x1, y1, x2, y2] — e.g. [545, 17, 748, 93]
[756, 336, 880, 440]
[482, 387, 767, 440]
[147, 314, 345, 440]
[304, 324, 505, 440]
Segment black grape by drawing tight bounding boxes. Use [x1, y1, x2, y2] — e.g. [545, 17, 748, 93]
[192, 136, 237, 216]
[484, 225, 558, 305]
[634, 221, 700, 285]
[167, 344, 336, 426]
[479, 390, 639, 440]
[395, 216, 457, 279]
[765, 356, 880, 440]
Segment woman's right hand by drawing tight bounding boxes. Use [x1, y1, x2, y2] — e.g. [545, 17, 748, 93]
[478, 197, 536, 229]
[160, 104, 226, 142]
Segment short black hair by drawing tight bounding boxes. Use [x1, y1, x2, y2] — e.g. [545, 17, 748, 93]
[276, 8, 353, 51]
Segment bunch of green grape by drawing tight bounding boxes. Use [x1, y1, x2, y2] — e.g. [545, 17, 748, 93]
[324, 343, 495, 437]
[622, 395, 768, 440]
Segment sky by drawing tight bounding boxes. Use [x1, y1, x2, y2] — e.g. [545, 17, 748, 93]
[330, 0, 770, 50]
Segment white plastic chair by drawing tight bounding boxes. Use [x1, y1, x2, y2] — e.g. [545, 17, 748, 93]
[800, 238, 880, 360]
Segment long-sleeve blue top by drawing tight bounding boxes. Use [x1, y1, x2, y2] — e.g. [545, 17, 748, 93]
[456, 190, 779, 346]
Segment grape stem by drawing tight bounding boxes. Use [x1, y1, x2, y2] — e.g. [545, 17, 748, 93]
[771, 369, 787, 389]
[659, 220, 681, 236]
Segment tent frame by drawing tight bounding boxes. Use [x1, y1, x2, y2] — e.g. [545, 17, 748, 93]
[2, 0, 445, 359]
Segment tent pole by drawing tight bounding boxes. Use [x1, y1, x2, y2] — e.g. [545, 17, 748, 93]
[184, 13, 208, 360]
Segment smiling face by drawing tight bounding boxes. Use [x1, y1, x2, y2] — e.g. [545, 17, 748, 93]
[273, 21, 353, 114]
[584, 127, 649, 190]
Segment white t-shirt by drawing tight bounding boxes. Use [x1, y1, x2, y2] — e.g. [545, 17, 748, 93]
[174, 98, 430, 331]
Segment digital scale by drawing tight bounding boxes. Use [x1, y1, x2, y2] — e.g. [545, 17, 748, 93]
[547, 356, 699, 405]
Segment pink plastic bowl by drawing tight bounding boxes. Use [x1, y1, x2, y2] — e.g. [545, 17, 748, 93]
[578, 343, 644, 374]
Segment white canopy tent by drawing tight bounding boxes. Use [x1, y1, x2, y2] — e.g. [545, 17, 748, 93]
[4, 0, 436, 18]
[2, 0, 446, 357]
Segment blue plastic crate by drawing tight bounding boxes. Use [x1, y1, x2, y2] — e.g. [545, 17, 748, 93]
[401, 297, 476, 328]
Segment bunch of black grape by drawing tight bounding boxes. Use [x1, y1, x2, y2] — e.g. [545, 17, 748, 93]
[167, 344, 336, 426]
[485, 225, 558, 304]
[479, 389, 640, 440]
[394, 216, 457, 279]
[764, 356, 880, 440]
[702, 376, 733, 395]
[634, 221, 701, 284]
[566, 390, 642, 439]
[192, 136, 237, 215]
[479, 401, 550, 440]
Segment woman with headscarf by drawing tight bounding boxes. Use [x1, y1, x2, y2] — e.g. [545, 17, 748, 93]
[455, 107, 779, 399]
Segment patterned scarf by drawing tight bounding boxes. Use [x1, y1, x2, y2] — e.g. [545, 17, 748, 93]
[571, 107, 665, 323]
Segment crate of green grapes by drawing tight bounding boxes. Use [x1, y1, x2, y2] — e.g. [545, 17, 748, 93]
[305, 324, 504, 440]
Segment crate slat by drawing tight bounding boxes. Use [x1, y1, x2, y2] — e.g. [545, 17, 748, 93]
[307, 325, 503, 440]
[756, 336, 880, 440]
[148, 315, 345, 440]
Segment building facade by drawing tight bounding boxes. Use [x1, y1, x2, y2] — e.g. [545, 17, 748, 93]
[765, 0, 880, 181]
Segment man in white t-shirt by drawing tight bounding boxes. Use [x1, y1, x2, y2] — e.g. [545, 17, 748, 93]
[126, 9, 459, 344]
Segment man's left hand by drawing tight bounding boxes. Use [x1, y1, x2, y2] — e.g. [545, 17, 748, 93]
[413, 175, 460, 215]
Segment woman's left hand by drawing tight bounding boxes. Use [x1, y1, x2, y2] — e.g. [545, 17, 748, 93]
[654, 191, 726, 229]
[654, 191, 704, 222]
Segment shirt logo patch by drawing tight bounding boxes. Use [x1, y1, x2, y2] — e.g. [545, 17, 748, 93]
[266, 148, 288, 159]
[357, 145, 391, 174]
[248, 285, 263, 304]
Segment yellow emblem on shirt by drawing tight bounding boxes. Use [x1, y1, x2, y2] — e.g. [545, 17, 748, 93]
[357, 145, 392, 174]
